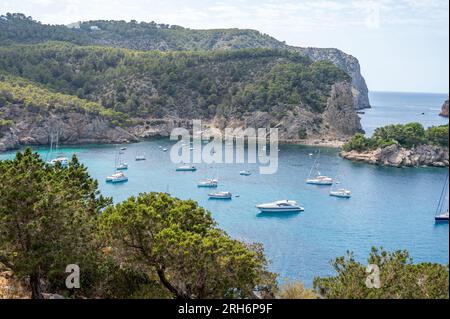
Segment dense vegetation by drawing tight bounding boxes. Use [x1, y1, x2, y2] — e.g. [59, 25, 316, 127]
[0, 42, 349, 119]
[313, 247, 449, 299]
[343, 122, 449, 152]
[0, 149, 277, 299]
[0, 13, 284, 51]
[0, 73, 124, 122]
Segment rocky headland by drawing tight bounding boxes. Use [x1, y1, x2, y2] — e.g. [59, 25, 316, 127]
[341, 144, 449, 167]
[440, 100, 449, 117]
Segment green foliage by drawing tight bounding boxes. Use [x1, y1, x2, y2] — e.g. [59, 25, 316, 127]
[0, 13, 284, 51]
[342, 133, 373, 152]
[313, 247, 449, 299]
[0, 42, 348, 119]
[426, 125, 449, 147]
[343, 123, 449, 151]
[0, 73, 127, 124]
[0, 148, 111, 298]
[99, 192, 277, 299]
[298, 128, 307, 139]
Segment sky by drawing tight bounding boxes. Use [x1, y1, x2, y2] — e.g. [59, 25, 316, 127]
[1, 0, 449, 93]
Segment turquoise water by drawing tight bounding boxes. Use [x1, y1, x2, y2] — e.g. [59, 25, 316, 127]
[361, 91, 448, 136]
[1, 91, 449, 286]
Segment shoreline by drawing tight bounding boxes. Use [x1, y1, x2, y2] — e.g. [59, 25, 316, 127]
[0, 137, 345, 154]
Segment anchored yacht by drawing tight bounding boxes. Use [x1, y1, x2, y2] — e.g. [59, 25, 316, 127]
[106, 171, 128, 183]
[198, 178, 218, 188]
[208, 191, 232, 199]
[256, 200, 304, 213]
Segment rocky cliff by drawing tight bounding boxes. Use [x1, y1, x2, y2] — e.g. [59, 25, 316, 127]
[0, 105, 137, 152]
[440, 100, 449, 117]
[130, 82, 362, 145]
[293, 47, 370, 110]
[340, 144, 449, 167]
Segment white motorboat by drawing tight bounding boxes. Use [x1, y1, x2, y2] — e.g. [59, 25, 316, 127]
[106, 171, 128, 183]
[120, 147, 127, 151]
[239, 170, 251, 176]
[256, 200, 304, 213]
[49, 156, 69, 167]
[306, 175, 333, 185]
[162, 148, 168, 152]
[176, 165, 197, 171]
[208, 191, 232, 199]
[198, 178, 218, 188]
[330, 189, 351, 198]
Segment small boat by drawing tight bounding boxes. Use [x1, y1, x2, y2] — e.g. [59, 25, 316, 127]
[162, 148, 168, 152]
[116, 162, 128, 170]
[176, 165, 197, 172]
[435, 211, 449, 221]
[256, 200, 304, 213]
[330, 189, 351, 198]
[106, 171, 128, 183]
[208, 191, 232, 199]
[356, 111, 365, 115]
[197, 178, 218, 188]
[135, 154, 146, 161]
[239, 170, 251, 176]
[49, 156, 69, 167]
[120, 147, 127, 151]
[306, 150, 333, 185]
[306, 175, 333, 185]
[434, 172, 449, 222]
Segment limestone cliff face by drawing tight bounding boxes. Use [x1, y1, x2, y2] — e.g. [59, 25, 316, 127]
[440, 100, 449, 117]
[341, 144, 449, 167]
[0, 105, 137, 152]
[293, 47, 371, 110]
[130, 81, 363, 144]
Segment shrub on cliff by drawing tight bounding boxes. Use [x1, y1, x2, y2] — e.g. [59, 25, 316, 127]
[343, 123, 449, 152]
[426, 125, 449, 147]
[313, 247, 449, 299]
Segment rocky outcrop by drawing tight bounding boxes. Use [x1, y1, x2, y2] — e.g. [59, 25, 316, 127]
[340, 144, 449, 167]
[0, 105, 138, 152]
[129, 81, 363, 145]
[293, 47, 370, 110]
[440, 100, 449, 117]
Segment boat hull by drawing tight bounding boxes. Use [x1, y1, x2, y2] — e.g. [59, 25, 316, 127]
[330, 192, 351, 198]
[306, 180, 333, 185]
[257, 207, 304, 213]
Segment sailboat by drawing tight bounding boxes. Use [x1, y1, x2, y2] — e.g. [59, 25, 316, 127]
[47, 130, 69, 167]
[329, 175, 351, 198]
[115, 147, 128, 170]
[135, 151, 146, 161]
[435, 172, 449, 222]
[306, 150, 333, 185]
[198, 164, 218, 187]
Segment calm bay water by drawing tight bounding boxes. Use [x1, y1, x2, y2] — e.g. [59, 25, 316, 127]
[361, 91, 448, 135]
[1, 91, 449, 286]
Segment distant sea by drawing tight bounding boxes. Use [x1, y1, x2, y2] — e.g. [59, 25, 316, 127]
[361, 91, 448, 136]
[0, 91, 449, 287]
